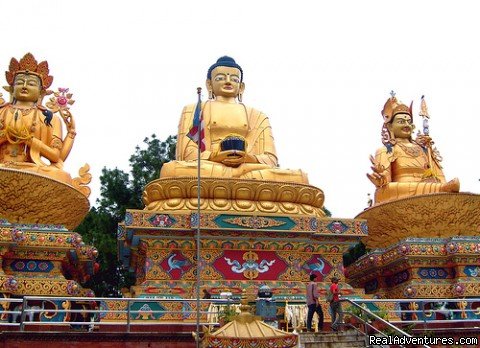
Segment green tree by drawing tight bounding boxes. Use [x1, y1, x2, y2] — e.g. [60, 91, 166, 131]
[75, 134, 176, 296]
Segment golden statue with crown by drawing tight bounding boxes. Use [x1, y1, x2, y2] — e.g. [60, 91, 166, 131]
[0, 53, 96, 298]
[0, 53, 91, 228]
[367, 92, 460, 204]
[349, 92, 480, 299]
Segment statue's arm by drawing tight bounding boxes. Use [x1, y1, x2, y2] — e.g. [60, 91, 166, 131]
[0, 107, 8, 146]
[367, 147, 393, 187]
[29, 114, 62, 163]
[245, 110, 278, 166]
[59, 109, 76, 161]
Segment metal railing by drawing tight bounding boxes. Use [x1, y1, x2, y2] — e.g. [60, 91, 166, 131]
[341, 297, 480, 348]
[0, 296, 238, 333]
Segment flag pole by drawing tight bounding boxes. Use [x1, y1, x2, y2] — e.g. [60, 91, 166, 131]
[195, 87, 202, 348]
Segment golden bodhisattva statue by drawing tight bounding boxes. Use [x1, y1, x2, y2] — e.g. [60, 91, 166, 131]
[160, 56, 308, 184]
[0, 53, 79, 185]
[367, 93, 459, 204]
[0, 53, 90, 228]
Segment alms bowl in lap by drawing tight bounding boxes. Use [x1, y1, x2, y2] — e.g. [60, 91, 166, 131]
[0, 168, 89, 229]
[356, 192, 480, 249]
[143, 177, 325, 217]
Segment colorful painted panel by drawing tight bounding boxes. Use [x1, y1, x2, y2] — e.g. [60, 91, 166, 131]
[214, 215, 296, 230]
[159, 252, 193, 279]
[418, 268, 454, 279]
[464, 266, 480, 277]
[385, 270, 409, 287]
[213, 250, 287, 280]
[9, 260, 54, 273]
[303, 255, 332, 281]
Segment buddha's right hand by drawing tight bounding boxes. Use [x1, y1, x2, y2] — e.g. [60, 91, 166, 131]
[212, 149, 246, 167]
[367, 155, 388, 187]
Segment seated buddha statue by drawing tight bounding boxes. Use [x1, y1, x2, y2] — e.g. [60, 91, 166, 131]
[160, 56, 308, 184]
[367, 93, 459, 204]
[0, 53, 75, 184]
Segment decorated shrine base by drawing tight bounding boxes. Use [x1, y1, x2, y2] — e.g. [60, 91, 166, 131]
[347, 236, 480, 299]
[0, 168, 89, 230]
[0, 220, 95, 297]
[356, 193, 480, 249]
[119, 210, 368, 302]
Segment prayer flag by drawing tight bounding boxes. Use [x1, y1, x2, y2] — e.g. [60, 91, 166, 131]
[187, 91, 205, 152]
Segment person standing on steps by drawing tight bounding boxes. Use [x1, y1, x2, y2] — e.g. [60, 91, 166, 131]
[306, 273, 324, 332]
[329, 276, 341, 331]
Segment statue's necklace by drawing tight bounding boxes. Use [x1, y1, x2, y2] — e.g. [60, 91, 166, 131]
[12, 105, 37, 117]
[397, 142, 422, 157]
[10, 106, 38, 133]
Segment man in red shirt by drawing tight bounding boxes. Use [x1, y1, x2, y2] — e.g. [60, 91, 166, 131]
[329, 276, 341, 331]
[306, 274, 324, 332]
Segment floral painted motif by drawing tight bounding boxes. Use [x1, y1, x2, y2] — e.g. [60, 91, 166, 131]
[148, 214, 176, 227]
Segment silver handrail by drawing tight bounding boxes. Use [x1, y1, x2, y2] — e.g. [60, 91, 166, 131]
[0, 296, 239, 333]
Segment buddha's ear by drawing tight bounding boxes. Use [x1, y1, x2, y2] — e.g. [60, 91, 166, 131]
[205, 79, 213, 92]
[3, 86, 12, 93]
[239, 82, 245, 95]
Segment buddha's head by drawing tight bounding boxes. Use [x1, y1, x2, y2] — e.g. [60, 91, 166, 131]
[13, 73, 42, 103]
[206, 56, 245, 101]
[381, 93, 414, 145]
[387, 112, 414, 140]
[4, 53, 53, 104]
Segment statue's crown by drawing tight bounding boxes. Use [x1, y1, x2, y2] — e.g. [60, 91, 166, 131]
[5, 53, 53, 90]
[381, 93, 412, 123]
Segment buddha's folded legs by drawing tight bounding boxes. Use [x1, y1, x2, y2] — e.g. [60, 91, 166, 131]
[240, 168, 309, 184]
[160, 160, 234, 178]
[160, 160, 308, 184]
[375, 178, 460, 204]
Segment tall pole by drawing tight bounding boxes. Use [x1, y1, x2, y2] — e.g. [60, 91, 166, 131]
[195, 87, 202, 348]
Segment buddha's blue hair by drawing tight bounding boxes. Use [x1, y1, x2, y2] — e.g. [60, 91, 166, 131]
[207, 56, 243, 82]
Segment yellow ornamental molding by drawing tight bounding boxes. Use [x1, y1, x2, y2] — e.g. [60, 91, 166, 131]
[0, 168, 89, 229]
[143, 177, 325, 217]
[357, 193, 480, 249]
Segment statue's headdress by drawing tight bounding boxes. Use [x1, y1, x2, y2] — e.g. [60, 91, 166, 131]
[207, 56, 243, 82]
[381, 93, 412, 124]
[381, 92, 413, 147]
[5, 53, 53, 91]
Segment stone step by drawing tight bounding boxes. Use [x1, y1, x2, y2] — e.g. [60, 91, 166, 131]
[299, 330, 366, 348]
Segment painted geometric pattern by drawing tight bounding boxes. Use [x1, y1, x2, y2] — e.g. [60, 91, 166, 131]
[385, 270, 410, 287]
[122, 209, 367, 235]
[214, 215, 295, 230]
[9, 260, 54, 273]
[418, 267, 454, 279]
[143, 237, 350, 254]
[464, 266, 480, 277]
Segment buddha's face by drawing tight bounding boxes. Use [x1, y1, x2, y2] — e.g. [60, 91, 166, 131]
[207, 66, 245, 98]
[13, 73, 42, 103]
[388, 113, 414, 139]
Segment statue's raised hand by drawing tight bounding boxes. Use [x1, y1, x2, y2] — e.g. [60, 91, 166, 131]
[367, 155, 387, 187]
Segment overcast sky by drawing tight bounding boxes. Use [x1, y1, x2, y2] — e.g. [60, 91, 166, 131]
[3, 1, 479, 219]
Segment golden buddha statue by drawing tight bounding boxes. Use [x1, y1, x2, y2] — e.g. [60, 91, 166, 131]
[0, 53, 76, 184]
[367, 93, 460, 204]
[160, 56, 308, 184]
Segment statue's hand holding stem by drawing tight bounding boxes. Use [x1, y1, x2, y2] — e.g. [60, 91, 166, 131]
[367, 155, 388, 187]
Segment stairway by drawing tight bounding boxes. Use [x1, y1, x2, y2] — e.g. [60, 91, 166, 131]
[299, 330, 366, 348]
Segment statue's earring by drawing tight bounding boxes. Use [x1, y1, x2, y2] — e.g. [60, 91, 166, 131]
[238, 93, 243, 103]
[208, 90, 214, 100]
